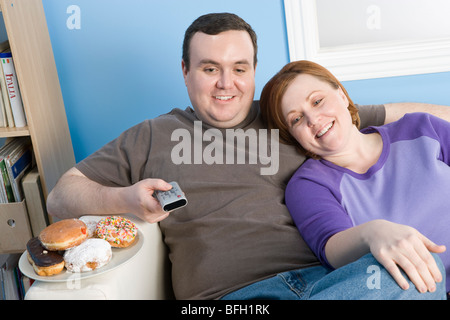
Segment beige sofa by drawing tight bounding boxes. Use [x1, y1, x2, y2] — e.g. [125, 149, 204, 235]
[24, 215, 173, 300]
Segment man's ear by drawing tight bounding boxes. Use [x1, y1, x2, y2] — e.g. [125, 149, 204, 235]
[181, 59, 188, 84]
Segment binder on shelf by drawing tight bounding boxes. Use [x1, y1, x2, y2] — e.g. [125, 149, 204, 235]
[0, 52, 27, 127]
[22, 167, 49, 236]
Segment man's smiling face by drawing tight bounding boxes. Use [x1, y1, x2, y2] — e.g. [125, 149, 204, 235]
[182, 30, 256, 128]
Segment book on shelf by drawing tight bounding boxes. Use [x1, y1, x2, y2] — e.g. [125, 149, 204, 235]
[0, 88, 6, 128]
[0, 253, 33, 300]
[0, 51, 27, 128]
[0, 40, 10, 128]
[0, 51, 12, 128]
[0, 137, 33, 204]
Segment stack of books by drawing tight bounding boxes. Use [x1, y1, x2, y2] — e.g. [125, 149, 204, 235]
[0, 253, 33, 300]
[0, 41, 27, 128]
[0, 137, 33, 203]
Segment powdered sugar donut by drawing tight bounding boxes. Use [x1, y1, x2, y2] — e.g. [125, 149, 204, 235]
[64, 238, 112, 272]
[95, 216, 138, 248]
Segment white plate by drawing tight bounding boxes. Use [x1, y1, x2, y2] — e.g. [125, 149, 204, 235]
[19, 230, 143, 282]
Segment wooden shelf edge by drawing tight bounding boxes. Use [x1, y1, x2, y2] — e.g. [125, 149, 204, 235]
[0, 126, 30, 138]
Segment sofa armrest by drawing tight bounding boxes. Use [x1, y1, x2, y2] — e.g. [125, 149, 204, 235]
[25, 215, 173, 300]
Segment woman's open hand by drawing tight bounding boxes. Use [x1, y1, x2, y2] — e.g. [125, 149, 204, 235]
[365, 220, 446, 293]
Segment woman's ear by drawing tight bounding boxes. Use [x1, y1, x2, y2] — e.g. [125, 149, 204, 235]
[338, 86, 349, 105]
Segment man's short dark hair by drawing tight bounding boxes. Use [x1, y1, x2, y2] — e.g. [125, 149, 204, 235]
[182, 13, 258, 71]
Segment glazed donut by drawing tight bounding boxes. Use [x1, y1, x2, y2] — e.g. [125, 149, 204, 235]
[39, 219, 88, 251]
[64, 238, 112, 272]
[95, 216, 138, 248]
[26, 237, 65, 276]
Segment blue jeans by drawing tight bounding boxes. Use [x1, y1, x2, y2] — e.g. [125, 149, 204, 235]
[221, 253, 446, 300]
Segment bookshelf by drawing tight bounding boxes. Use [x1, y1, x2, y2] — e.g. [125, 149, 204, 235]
[0, 0, 75, 253]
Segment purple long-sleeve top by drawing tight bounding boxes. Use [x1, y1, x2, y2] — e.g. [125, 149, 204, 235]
[286, 112, 450, 292]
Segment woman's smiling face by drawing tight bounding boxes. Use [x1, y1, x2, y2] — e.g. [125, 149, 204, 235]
[281, 73, 353, 158]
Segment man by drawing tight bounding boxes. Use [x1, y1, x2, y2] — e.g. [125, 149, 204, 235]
[47, 13, 448, 299]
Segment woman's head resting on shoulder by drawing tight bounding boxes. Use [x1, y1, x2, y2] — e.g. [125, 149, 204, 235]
[260, 60, 360, 159]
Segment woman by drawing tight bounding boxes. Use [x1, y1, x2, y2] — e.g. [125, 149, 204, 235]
[259, 60, 448, 295]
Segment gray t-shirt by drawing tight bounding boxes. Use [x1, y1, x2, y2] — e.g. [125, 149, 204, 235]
[76, 101, 385, 299]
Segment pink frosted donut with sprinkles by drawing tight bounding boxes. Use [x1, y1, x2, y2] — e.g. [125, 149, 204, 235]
[95, 216, 138, 248]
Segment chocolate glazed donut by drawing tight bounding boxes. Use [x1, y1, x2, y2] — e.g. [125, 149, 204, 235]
[26, 237, 64, 276]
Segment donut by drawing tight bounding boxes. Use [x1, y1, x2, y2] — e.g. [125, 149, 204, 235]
[95, 216, 138, 248]
[39, 219, 88, 251]
[64, 238, 112, 273]
[79, 215, 103, 238]
[26, 237, 65, 276]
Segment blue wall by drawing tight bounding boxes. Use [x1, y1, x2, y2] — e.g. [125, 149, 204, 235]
[42, 0, 289, 162]
[42, 0, 450, 162]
